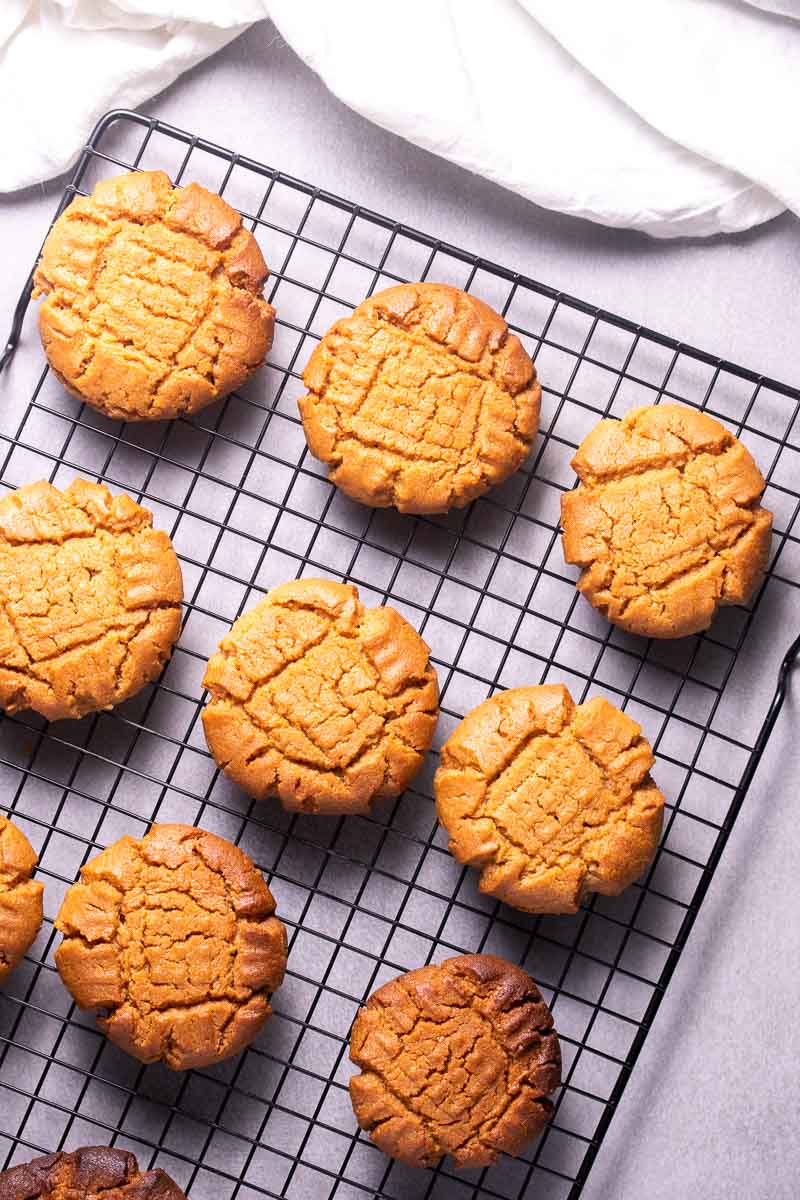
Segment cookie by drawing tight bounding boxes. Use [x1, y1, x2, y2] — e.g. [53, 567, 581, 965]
[299, 282, 540, 513]
[33, 170, 275, 421]
[0, 1147, 187, 1200]
[0, 480, 183, 721]
[561, 403, 773, 638]
[55, 824, 287, 1071]
[202, 578, 439, 814]
[349, 953, 560, 1169]
[435, 685, 664, 914]
[0, 814, 43, 985]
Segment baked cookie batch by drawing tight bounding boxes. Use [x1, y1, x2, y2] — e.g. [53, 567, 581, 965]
[0, 172, 774, 1176]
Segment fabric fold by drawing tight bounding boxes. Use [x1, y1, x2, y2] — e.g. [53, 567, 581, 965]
[267, 0, 784, 237]
[1, 0, 794, 240]
[524, 0, 800, 220]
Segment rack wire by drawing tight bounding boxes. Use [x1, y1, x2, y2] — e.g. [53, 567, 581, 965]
[0, 110, 798, 1200]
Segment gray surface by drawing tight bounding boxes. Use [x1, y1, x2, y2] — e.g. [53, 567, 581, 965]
[0, 20, 798, 1200]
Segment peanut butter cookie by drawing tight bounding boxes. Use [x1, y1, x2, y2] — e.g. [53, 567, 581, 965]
[33, 170, 275, 421]
[202, 578, 439, 815]
[0, 480, 183, 721]
[0, 1147, 187, 1200]
[0, 814, 43, 985]
[561, 403, 773, 638]
[299, 283, 541, 513]
[435, 685, 664, 914]
[349, 953, 560, 1169]
[55, 824, 287, 1071]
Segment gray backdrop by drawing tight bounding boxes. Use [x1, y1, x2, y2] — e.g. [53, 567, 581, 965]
[0, 21, 797, 1200]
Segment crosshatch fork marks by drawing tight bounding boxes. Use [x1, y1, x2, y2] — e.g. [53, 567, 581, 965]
[0, 109, 797, 1200]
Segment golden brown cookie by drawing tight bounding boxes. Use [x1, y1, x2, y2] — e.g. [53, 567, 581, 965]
[0, 480, 183, 721]
[33, 170, 275, 421]
[202, 577, 439, 815]
[561, 403, 773, 638]
[0, 814, 43, 985]
[54, 823, 287, 1071]
[299, 282, 541, 513]
[0, 1147, 187, 1200]
[435, 685, 664, 914]
[349, 953, 560, 1169]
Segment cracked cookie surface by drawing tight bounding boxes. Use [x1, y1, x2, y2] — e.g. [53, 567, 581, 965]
[0, 814, 43, 985]
[0, 480, 183, 721]
[435, 686, 664, 914]
[55, 823, 287, 1070]
[34, 170, 275, 421]
[299, 283, 541, 513]
[349, 953, 560, 1169]
[202, 577, 439, 815]
[0, 1146, 187, 1200]
[561, 404, 773, 638]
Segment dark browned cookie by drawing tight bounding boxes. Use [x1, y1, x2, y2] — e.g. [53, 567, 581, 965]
[55, 824, 287, 1071]
[300, 282, 541, 513]
[0, 1146, 186, 1200]
[349, 953, 561, 1169]
[34, 170, 275, 421]
[0, 814, 43, 984]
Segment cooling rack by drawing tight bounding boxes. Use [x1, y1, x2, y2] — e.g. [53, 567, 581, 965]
[0, 109, 798, 1200]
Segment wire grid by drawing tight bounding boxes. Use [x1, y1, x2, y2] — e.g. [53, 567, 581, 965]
[0, 110, 798, 1200]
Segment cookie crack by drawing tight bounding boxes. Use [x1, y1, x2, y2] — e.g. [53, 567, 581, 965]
[205, 617, 336, 707]
[591, 509, 763, 619]
[235, 697, 389, 781]
[15, 611, 152, 670]
[308, 298, 535, 512]
[352, 306, 514, 389]
[469, 715, 650, 883]
[577, 422, 733, 489]
[101, 272, 197, 328]
[87, 834, 253, 1033]
[0, 661, 58, 701]
[207, 604, 433, 715]
[337, 428, 458, 468]
[149, 273, 225, 411]
[358, 972, 555, 1163]
[583, 458, 764, 602]
[232, 624, 435, 779]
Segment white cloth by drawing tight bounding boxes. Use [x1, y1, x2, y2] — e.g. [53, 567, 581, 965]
[2, 1, 798, 239]
[0, 1, 269, 191]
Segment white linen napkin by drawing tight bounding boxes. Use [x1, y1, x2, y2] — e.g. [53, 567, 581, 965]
[0, 1, 269, 192]
[2, 0, 797, 240]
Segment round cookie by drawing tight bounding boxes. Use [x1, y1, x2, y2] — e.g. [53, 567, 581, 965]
[55, 823, 287, 1071]
[0, 1147, 187, 1200]
[299, 282, 541, 513]
[202, 578, 439, 815]
[561, 403, 773, 638]
[435, 685, 664, 914]
[33, 170, 275, 421]
[349, 953, 561, 1169]
[0, 480, 183, 721]
[0, 814, 43, 985]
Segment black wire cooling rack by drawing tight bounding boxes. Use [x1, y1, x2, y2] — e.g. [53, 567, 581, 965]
[0, 109, 798, 1200]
